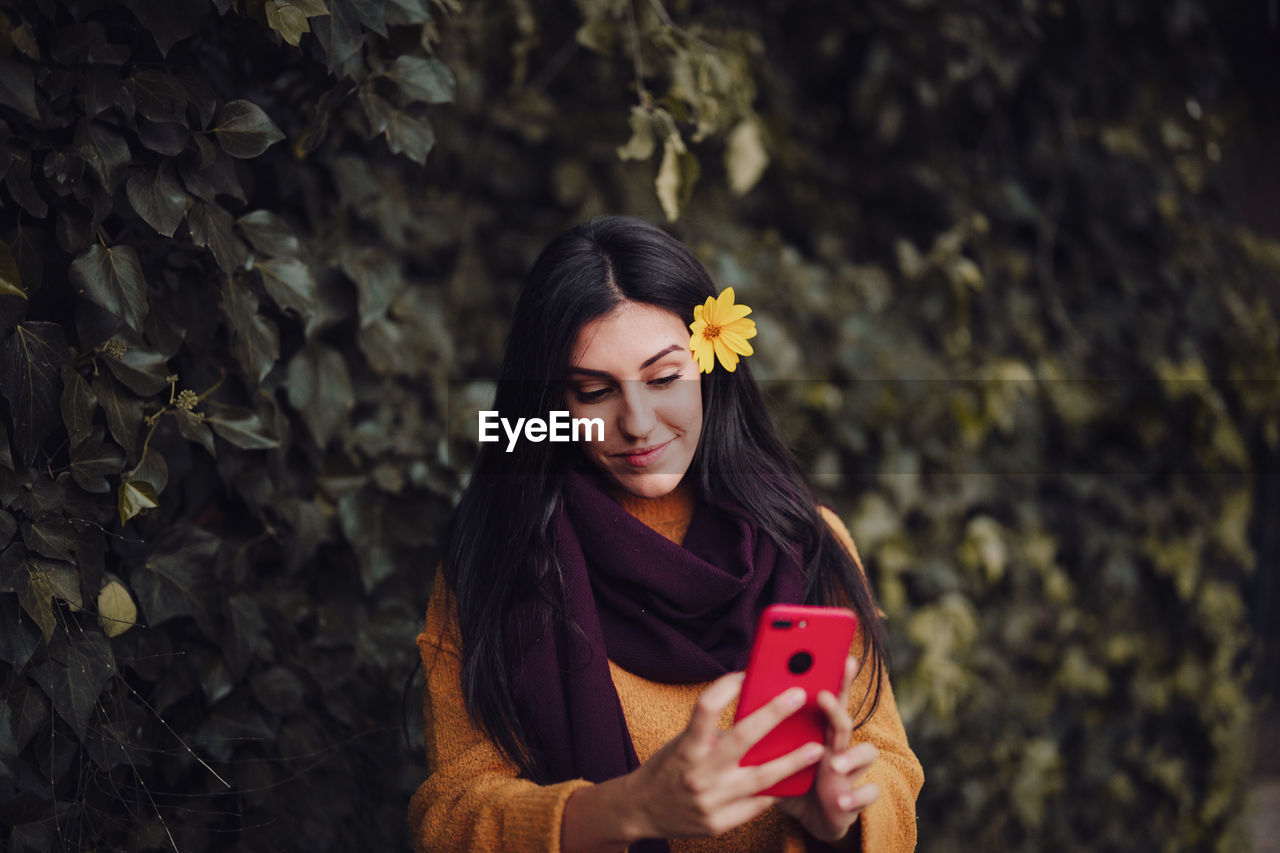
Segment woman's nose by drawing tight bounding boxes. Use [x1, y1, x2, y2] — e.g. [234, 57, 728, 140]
[617, 382, 656, 439]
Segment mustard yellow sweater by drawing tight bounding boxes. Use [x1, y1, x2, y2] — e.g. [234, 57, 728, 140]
[409, 489, 923, 852]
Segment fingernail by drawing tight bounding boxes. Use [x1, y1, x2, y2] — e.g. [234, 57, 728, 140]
[832, 754, 853, 774]
[804, 742, 825, 761]
[785, 687, 806, 708]
[839, 793, 856, 810]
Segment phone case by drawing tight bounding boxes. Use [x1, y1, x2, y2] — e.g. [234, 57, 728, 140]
[733, 603, 858, 797]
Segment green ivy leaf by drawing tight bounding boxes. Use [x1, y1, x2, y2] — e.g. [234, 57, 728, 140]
[360, 90, 435, 164]
[237, 209, 300, 257]
[11, 551, 82, 643]
[385, 0, 431, 24]
[0, 240, 27, 300]
[384, 55, 456, 104]
[311, 1, 365, 76]
[220, 277, 279, 383]
[97, 578, 138, 638]
[11, 474, 63, 519]
[119, 0, 210, 57]
[5, 221, 45, 295]
[286, 344, 353, 447]
[136, 117, 187, 154]
[123, 443, 169, 494]
[0, 420, 13, 471]
[342, 0, 386, 36]
[60, 367, 97, 448]
[92, 373, 143, 460]
[265, 0, 327, 47]
[81, 69, 137, 120]
[69, 244, 150, 334]
[0, 593, 43, 673]
[208, 409, 280, 450]
[194, 694, 272, 762]
[33, 629, 115, 740]
[70, 438, 126, 493]
[103, 344, 170, 397]
[128, 70, 188, 124]
[339, 245, 403, 327]
[4, 147, 47, 218]
[0, 57, 40, 120]
[250, 664, 307, 714]
[117, 479, 159, 524]
[175, 409, 216, 457]
[6, 677, 50, 753]
[75, 119, 132, 193]
[211, 99, 285, 158]
[189, 201, 250, 275]
[0, 700, 16, 761]
[0, 509, 16, 548]
[223, 594, 267, 678]
[0, 322, 68, 468]
[616, 105, 656, 161]
[132, 526, 219, 638]
[724, 117, 768, 196]
[21, 515, 77, 562]
[655, 133, 699, 222]
[255, 257, 318, 335]
[338, 488, 395, 591]
[126, 161, 192, 238]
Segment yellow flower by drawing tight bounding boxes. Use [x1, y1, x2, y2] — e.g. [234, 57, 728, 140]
[689, 287, 756, 373]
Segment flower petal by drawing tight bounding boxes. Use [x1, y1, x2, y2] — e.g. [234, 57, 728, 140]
[701, 295, 719, 324]
[692, 304, 704, 324]
[719, 329, 755, 356]
[720, 302, 752, 323]
[725, 317, 756, 339]
[690, 334, 715, 373]
[713, 337, 739, 371]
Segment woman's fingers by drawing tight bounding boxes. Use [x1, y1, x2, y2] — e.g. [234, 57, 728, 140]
[739, 739, 825, 795]
[836, 781, 880, 812]
[837, 656, 858, 706]
[828, 743, 878, 778]
[718, 685, 807, 761]
[685, 671, 745, 748]
[817, 688, 853, 752]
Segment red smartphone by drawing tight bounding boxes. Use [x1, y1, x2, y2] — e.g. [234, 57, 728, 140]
[734, 603, 858, 797]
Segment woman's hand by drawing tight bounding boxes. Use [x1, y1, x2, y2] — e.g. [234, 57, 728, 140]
[777, 657, 881, 843]
[621, 671, 826, 840]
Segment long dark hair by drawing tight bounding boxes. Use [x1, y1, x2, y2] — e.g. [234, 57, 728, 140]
[443, 215, 885, 778]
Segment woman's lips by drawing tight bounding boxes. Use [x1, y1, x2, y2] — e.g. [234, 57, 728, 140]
[614, 439, 672, 467]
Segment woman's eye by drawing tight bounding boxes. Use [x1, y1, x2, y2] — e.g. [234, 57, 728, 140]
[649, 373, 681, 387]
[574, 387, 611, 403]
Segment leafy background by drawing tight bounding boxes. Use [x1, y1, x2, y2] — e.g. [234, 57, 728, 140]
[0, 0, 1276, 850]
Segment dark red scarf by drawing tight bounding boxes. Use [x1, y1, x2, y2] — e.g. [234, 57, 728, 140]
[507, 467, 807, 850]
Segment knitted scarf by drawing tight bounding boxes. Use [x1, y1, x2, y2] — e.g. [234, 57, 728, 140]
[508, 467, 807, 851]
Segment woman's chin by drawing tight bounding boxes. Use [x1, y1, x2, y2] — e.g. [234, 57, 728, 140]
[610, 470, 684, 499]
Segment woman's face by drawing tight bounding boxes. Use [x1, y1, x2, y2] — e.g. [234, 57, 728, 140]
[566, 301, 703, 498]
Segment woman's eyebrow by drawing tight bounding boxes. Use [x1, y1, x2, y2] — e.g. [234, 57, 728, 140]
[566, 365, 611, 378]
[568, 344, 684, 377]
[640, 344, 682, 368]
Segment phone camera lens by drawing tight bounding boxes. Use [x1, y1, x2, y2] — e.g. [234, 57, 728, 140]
[787, 651, 813, 675]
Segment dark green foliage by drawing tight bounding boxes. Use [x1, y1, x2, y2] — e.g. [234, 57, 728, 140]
[0, 0, 1274, 850]
[0, 0, 456, 848]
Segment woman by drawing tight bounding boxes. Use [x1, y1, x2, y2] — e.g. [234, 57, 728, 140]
[409, 216, 922, 851]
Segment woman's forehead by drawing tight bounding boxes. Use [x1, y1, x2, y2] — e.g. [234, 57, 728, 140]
[568, 302, 690, 371]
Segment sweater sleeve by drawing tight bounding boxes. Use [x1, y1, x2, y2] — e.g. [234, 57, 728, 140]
[407, 570, 593, 853]
[818, 507, 924, 853]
